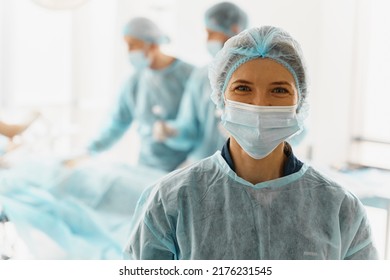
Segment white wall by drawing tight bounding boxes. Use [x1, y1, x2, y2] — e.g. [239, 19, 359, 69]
[1, 0, 73, 107]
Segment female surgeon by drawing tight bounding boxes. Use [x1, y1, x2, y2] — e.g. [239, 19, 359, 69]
[124, 26, 378, 259]
[66, 17, 194, 172]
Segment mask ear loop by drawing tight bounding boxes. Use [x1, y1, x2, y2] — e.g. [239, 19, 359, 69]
[223, 96, 228, 107]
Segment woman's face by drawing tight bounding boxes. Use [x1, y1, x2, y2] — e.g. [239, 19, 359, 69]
[224, 58, 298, 106]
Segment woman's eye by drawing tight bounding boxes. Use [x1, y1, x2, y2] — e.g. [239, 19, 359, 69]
[235, 85, 251, 92]
[272, 87, 288, 94]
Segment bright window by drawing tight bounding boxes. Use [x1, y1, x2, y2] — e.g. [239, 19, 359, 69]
[350, 0, 390, 170]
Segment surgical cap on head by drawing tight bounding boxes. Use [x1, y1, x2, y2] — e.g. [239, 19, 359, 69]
[205, 2, 248, 37]
[209, 26, 308, 115]
[123, 17, 170, 45]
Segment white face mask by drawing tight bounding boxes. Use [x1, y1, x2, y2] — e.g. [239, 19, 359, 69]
[128, 50, 151, 69]
[221, 99, 303, 159]
[206, 40, 224, 57]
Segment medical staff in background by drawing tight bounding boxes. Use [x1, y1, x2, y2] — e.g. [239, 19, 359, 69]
[153, 2, 248, 163]
[65, 17, 194, 171]
[124, 26, 378, 260]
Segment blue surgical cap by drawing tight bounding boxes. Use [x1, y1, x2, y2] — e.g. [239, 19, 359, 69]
[205, 2, 248, 37]
[209, 26, 308, 114]
[123, 17, 170, 45]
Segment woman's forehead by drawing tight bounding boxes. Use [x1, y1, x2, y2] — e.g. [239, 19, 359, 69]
[230, 58, 296, 85]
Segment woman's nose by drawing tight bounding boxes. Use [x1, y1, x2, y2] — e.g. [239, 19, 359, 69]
[252, 92, 269, 106]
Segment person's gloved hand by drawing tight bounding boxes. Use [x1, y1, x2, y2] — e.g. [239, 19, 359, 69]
[153, 121, 177, 142]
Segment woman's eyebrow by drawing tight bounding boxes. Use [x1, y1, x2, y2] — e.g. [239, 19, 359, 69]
[230, 79, 254, 85]
[270, 81, 294, 87]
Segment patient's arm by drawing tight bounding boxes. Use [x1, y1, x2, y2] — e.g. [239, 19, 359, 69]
[0, 112, 40, 139]
[0, 121, 28, 139]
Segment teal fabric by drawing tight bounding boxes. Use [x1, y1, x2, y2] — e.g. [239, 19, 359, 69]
[124, 152, 378, 260]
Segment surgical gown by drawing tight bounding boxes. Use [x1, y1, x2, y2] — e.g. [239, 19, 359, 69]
[166, 66, 227, 160]
[124, 152, 378, 260]
[88, 59, 194, 171]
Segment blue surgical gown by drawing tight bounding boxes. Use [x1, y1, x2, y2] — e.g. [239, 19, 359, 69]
[165, 66, 227, 160]
[124, 152, 378, 260]
[88, 59, 194, 171]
